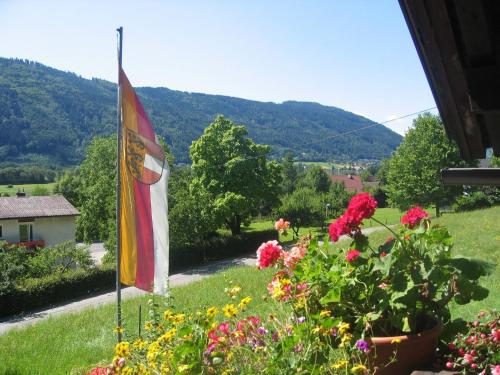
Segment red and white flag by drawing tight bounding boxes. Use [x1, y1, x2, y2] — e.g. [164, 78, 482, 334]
[119, 68, 169, 295]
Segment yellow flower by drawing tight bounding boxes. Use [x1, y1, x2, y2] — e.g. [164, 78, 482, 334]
[132, 338, 147, 350]
[171, 313, 185, 324]
[144, 321, 153, 331]
[311, 326, 321, 334]
[178, 364, 189, 373]
[319, 310, 331, 318]
[226, 351, 234, 362]
[339, 333, 353, 347]
[163, 309, 173, 320]
[331, 360, 348, 369]
[225, 285, 242, 298]
[238, 296, 252, 310]
[114, 326, 124, 334]
[281, 278, 291, 286]
[160, 362, 171, 374]
[206, 306, 218, 318]
[222, 303, 238, 318]
[294, 297, 305, 309]
[272, 286, 285, 299]
[159, 327, 177, 343]
[391, 338, 402, 344]
[338, 322, 350, 336]
[351, 364, 368, 374]
[114, 341, 130, 357]
[146, 341, 161, 366]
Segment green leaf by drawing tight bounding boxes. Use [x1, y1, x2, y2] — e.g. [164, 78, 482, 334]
[402, 316, 411, 332]
[320, 288, 341, 305]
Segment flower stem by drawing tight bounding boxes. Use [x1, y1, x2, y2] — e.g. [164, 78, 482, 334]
[370, 217, 402, 242]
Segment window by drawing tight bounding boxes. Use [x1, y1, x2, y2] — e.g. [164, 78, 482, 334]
[0, 224, 2, 239]
[19, 223, 33, 242]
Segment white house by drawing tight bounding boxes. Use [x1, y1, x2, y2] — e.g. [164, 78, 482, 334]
[0, 195, 79, 247]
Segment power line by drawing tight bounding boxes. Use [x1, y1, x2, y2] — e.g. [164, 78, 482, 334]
[192, 106, 438, 169]
[278, 106, 438, 151]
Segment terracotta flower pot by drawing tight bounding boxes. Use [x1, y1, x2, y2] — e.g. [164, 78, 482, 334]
[366, 321, 444, 375]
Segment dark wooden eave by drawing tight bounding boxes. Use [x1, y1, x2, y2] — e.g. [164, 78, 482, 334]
[399, 0, 500, 161]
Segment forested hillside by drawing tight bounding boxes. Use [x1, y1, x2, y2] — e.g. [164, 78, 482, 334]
[0, 58, 402, 166]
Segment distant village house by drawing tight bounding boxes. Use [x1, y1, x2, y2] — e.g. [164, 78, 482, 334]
[0, 194, 79, 247]
[330, 174, 363, 193]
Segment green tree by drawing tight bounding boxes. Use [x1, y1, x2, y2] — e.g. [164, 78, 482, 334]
[168, 167, 218, 246]
[190, 115, 282, 235]
[385, 113, 464, 216]
[359, 170, 371, 182]
[298, 165, 331, 193]
[281, 151, 298, 194]
[54, 168, 82, 207]
[276, 188, 323, 237]
[491, 156, 500, 167]
[76, 136, 117, 242]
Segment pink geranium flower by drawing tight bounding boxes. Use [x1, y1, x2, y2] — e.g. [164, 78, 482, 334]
[283, 245, 307, 269]
[274, 218, 290, 233]
[256, 240, 283, 269]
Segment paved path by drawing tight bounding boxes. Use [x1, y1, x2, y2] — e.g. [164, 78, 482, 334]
[0, 256, 256, 335]
[0, 225, 390, 335]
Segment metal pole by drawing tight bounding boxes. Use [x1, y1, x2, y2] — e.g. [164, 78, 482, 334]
[138, 304, 142, 337]
[115, 26, 123, 343]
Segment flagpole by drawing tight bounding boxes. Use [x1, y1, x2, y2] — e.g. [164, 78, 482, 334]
[115, 26, 123, 343]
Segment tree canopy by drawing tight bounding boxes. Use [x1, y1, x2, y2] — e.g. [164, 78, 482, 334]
[190, 115, 282, 234]
[385, 113, 464, 216]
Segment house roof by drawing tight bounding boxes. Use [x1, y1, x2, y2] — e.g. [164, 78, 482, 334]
[0, 195, 79, 220]
[331, 175, 363, 192]
[399, 0, 500, 161]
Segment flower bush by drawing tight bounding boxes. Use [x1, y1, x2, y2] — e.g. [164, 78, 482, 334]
[92, 282, 370, 374]
[259, 193, 493, 370]
[437, 310, 499, 374]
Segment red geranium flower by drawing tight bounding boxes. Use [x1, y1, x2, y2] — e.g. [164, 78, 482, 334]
[346, 249, 361, 262]
[401, 206, 429, 228]
[256, 240, 283, 269]
[328, 193, 377, 242]
[346, 192, 378, 224]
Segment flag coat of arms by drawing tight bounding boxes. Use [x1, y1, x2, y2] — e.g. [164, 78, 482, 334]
[119, 68, 169, 295]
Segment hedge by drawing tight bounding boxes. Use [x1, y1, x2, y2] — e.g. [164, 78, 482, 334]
[0, 230, 276, 318]
[169, 229, 277, 272]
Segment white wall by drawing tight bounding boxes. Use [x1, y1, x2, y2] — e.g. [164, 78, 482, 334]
[0, 216, 76, 247]
[0, 219, 19, 243]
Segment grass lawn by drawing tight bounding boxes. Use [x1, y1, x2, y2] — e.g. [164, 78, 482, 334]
[0, 207, 498, 374]
[245, 207, 402, 242]
[0, 267, 278, 375]
[0, 182, 57, 196]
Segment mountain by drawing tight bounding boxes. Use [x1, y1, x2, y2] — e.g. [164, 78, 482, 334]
[0, 58, 402, 166]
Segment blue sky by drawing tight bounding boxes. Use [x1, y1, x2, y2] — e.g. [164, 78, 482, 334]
[0, 0, 437, 134]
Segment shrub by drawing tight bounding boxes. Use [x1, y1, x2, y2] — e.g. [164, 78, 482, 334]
[275, 188, 323, 237]
[0, 264, 115, 317]
[454, 192, 492, 212]
[1, 231, 277, 317]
